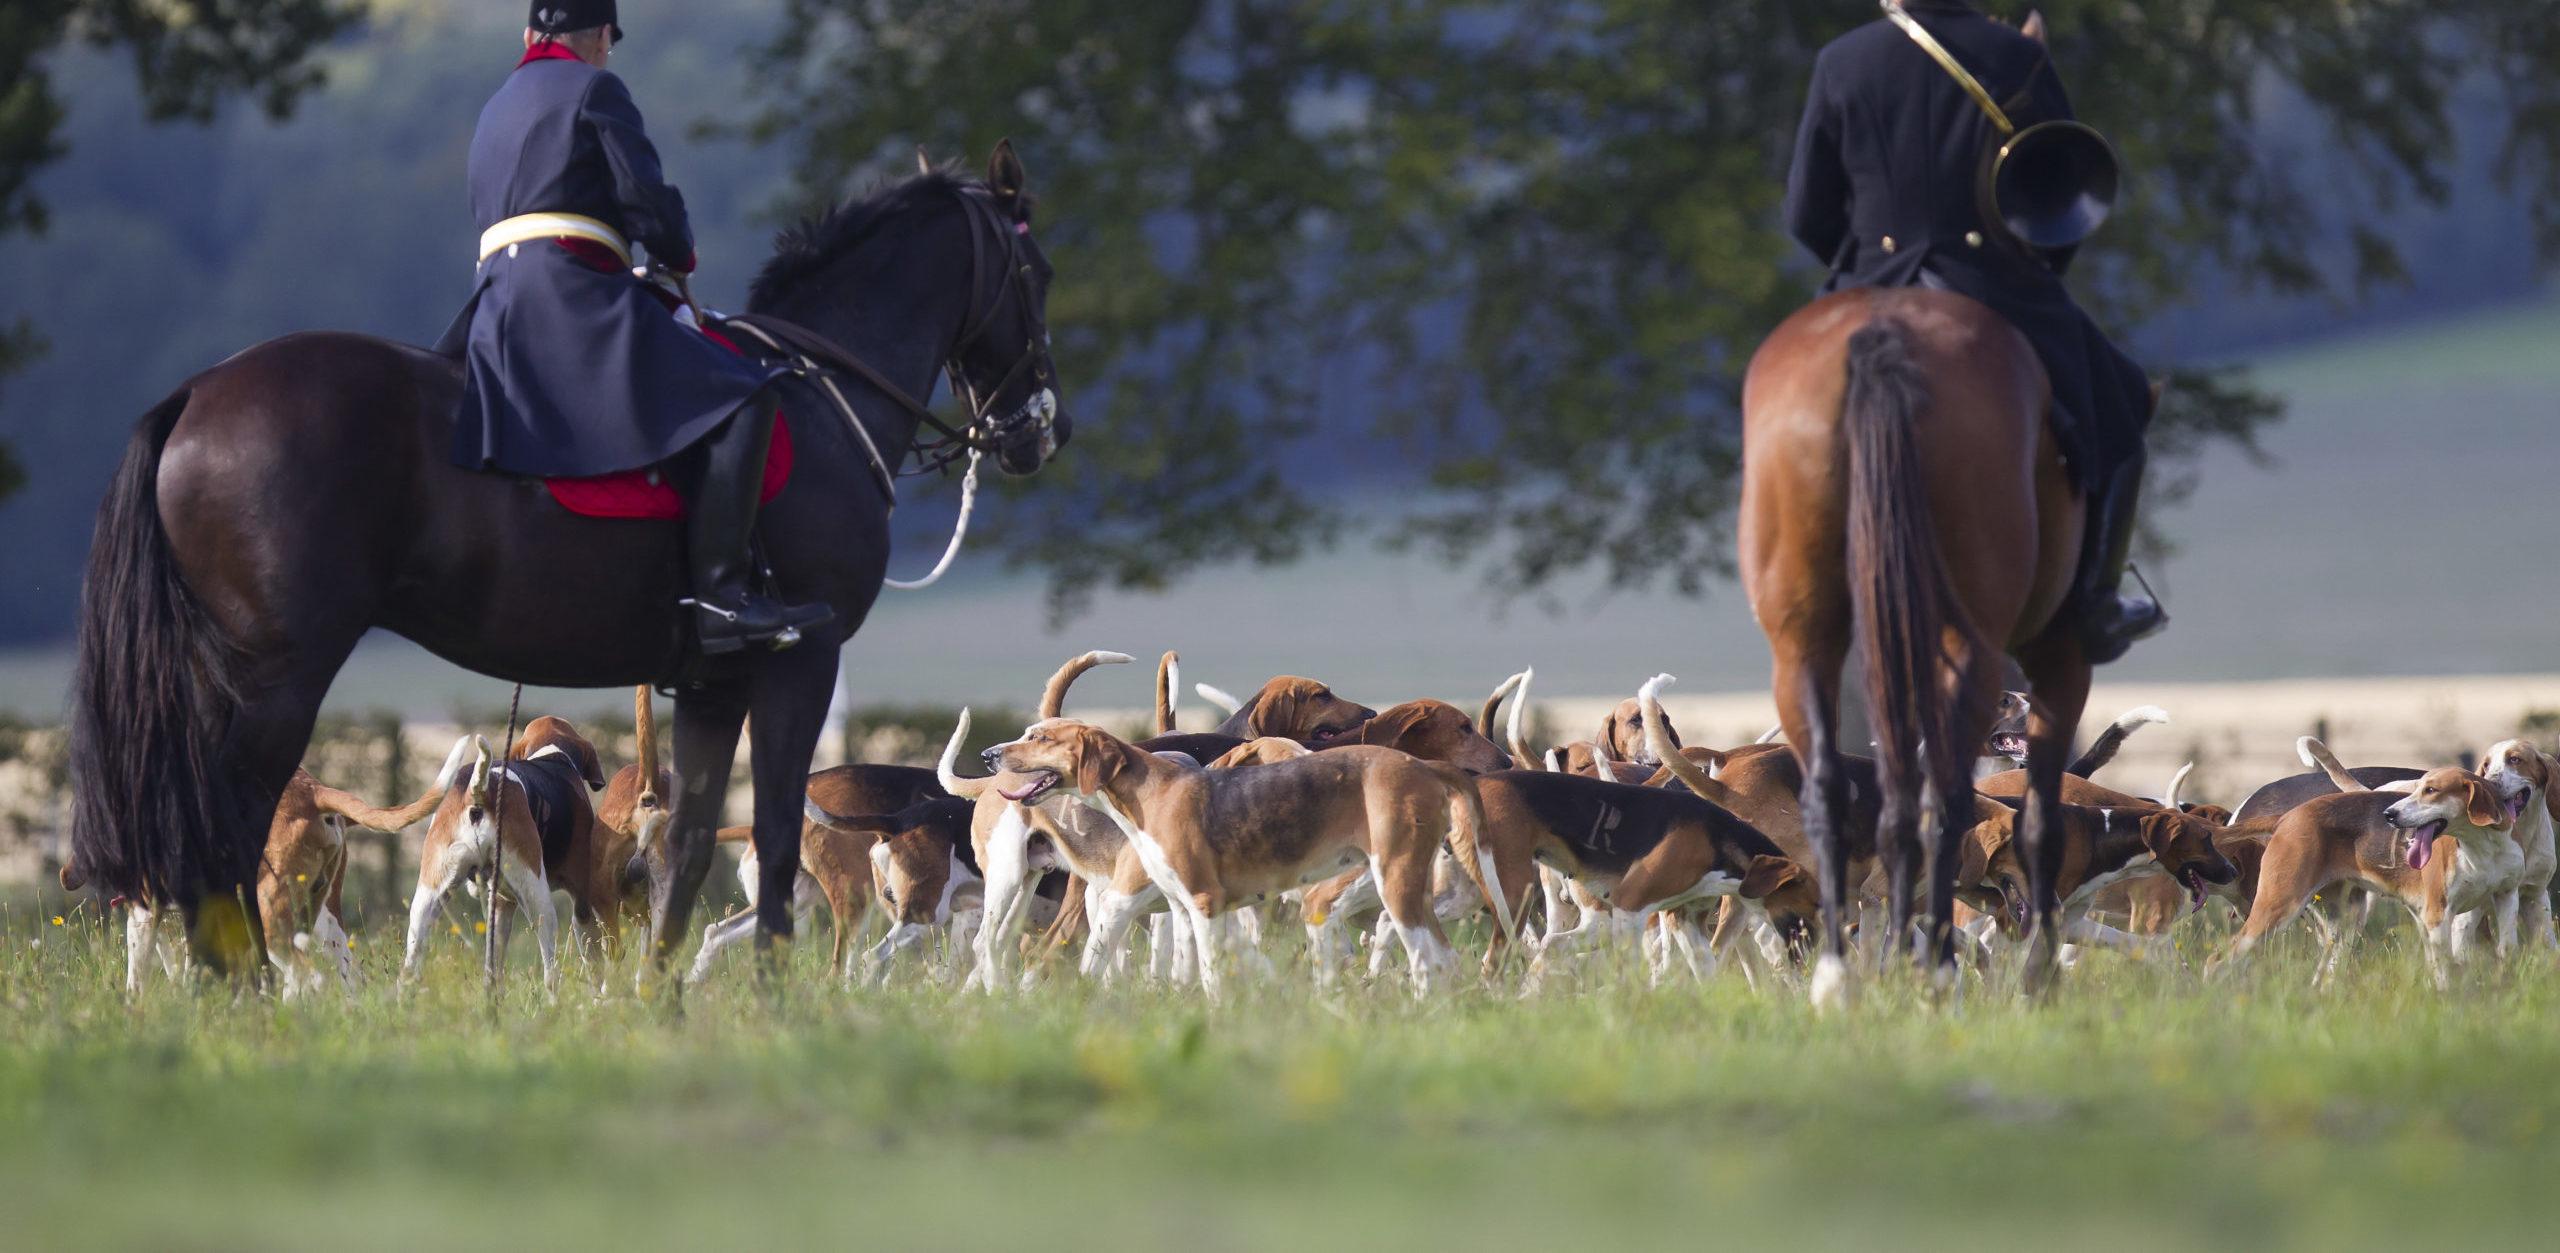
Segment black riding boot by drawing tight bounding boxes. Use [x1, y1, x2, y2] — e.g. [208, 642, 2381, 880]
[680, 392, 833, 655]
[2074, 448, 2167, 665]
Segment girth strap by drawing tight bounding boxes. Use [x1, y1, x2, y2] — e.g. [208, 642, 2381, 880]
[717, 317, 899, 507]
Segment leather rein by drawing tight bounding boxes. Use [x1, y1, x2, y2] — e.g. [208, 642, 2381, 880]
[716, 182, 1054, 507]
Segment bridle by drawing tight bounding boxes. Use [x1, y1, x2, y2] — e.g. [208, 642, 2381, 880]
[720, 179, 1059, 494]
[935, 183, 1059, 471]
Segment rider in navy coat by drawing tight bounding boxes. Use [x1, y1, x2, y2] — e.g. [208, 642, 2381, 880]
[437, 1, 827, 654]
[1783, 0, 2162, 661]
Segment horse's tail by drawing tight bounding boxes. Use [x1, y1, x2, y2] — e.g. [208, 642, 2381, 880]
[68, 389, 259, 911]
[1841, 320, 1985, 832]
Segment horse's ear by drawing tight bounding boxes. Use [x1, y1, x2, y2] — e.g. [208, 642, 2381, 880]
[2021, 10, 2047, 44]
[987, 138, 1028, 210]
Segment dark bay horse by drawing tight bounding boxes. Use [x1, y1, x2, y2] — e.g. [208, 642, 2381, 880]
[68, 146, 1067, 980]
[1738, 286, 2088, 1003]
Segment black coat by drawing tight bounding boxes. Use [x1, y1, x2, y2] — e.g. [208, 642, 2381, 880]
[437, 49, 773, 478]
[1783, 0, 2148, 487]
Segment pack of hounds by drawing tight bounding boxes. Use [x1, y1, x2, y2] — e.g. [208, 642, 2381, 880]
[83, 652, 2560, 1001]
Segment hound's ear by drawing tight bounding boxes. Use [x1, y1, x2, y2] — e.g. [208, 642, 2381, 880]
[987, 139, 1028, 210]
[1953, 831, 1991, 888]
[2021, 10, 2047, 44]
[2137, 811, 2187, 856]
[2463, 776, 2509, 829]
[575, 739, 608, 791]
[1740, 855, 1803, 900]
[1071, 728, 1128, 797]
[1254, 682, 1304, 739]
[1359, 703, 1433, 751]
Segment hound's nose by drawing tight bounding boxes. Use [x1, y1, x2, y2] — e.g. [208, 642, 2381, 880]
[980, 745, 1003, 768]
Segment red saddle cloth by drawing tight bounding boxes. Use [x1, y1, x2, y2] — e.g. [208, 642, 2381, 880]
[543, 325, 795, 520]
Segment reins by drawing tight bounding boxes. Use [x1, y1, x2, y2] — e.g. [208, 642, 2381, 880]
[712, 182, 1047, 593]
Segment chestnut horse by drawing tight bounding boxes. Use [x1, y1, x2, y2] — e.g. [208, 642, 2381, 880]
[66, 149, 1067, 983]
[1739, 286, 2088, 999]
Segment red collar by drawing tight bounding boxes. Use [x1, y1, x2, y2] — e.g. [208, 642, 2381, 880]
[517, 42, 586, 69]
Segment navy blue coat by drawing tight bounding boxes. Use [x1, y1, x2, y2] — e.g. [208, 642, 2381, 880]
[437, 48, 775, 478]
[1783, 0, 2149, 487]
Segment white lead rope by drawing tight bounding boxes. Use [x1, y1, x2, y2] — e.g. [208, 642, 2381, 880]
[883, 446, 980, 590]
[714, 316, 972, 591]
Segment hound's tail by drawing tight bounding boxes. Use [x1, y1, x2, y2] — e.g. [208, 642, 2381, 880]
[2296, 736, 2367, 793]
[67, 388, 263, 914]
[1639, 676, 1733, 807]
[1505, 667, 1541, 771]
[1479, 670, 1527, 742]
[1041, 650, 1132, 720]
[309, 736, 473, 833]
[937, 709, 994, 799]
[633, 685, 663, 807]
[1153, 651, 1181, 735]
[464, 737, 494, 817]
[2163, 761, 2196, 809]
[2070, 705, 2169, 777]
[1194, 683, 1243, 718]
[1842, 319, 1987, 857]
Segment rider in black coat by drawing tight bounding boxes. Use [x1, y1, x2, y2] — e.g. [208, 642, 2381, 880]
[1783, 0, 2163, 661]
[437, 1, 827, 655]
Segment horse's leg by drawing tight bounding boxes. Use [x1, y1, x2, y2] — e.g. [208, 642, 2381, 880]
[1921, 651, 2001, 980]
[650, 682, 749, 980]
[187, 660, 345, 983]
[745, 643, 838, 974]
[2013, 639, 2092, 993]
[1773, 649, 1854, 1010]
[1876, 788, 1915, 974]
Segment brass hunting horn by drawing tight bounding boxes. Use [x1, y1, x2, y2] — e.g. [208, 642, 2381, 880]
[1880, 0, 2120, 253]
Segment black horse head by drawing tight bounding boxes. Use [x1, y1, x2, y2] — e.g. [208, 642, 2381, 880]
[747, 147, 1071, 478]
[947, 140, 1067, 477]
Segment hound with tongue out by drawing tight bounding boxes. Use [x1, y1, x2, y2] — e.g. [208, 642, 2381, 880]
[2219, 767, 2526, 990]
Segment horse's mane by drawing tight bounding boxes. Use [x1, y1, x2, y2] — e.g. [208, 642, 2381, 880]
[747, 169, 975, 313]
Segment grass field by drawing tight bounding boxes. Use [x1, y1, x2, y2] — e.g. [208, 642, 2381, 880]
[6, 902, 2560, 1251]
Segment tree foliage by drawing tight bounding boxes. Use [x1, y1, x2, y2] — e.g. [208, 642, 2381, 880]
[742, 0, 2560, 615]
[0, 0, 357, 503]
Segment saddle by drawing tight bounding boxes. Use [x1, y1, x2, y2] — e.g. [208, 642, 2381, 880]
[543, 322, 796, 520]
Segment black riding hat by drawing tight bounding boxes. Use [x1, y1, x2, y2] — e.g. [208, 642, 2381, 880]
[528, 1, 622, 43]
